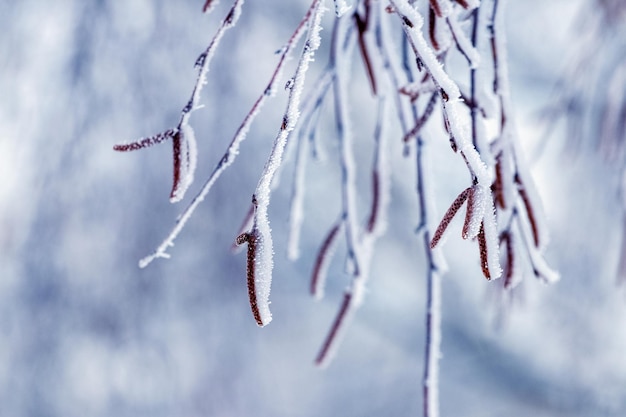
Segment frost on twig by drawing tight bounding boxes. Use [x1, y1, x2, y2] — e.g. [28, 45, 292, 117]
[235, 226, 268, 326]
[112, 129, 177, 152]
[446, 9, 480, 68]
[118, 0, 558, 411]
[314, 3, 397, 366]
[242, 0, 327, 326]
[114, 0, 245, 203]
[287, 69, 335, 261]
[137, 0, 319, 268]
[311, 221, 343, 300]
[233, 194, 277, 327]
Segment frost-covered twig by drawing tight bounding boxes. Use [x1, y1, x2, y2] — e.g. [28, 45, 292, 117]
[138, 0, 321, 269]
[391, 0, 502, 279]
[415, 135, 444, 417]
[403, 91, 438, 143]
[239, 0, 327, 327]
[114, 0, 246, 203]
[333, 14, 362, 278]
[315, 13, 362, 366]
[287, 69, 335, 260]
[366, 97, 391, 235]
[315, 9, 394, 365]
[311, 220, 343, 300]
[446, 10, 480, 69]
[489, 0, 555, 284]
[117, 2, 561, 408]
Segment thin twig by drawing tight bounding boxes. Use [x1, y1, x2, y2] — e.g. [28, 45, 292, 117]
[311, 221, 343, 300]
[138, 0, 320, 268]
[245, 0, 327, 326]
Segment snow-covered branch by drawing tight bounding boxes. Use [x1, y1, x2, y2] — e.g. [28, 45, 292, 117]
[116, 0, 561, 414]
[237, 0, 327, 327]
[137, 0, 322, 269]
[114, 0, 246, 203]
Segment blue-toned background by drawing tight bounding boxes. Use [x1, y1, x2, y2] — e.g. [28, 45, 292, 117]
[1, 1, 625, 416]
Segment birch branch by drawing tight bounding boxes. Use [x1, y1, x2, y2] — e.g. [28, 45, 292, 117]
[138, 0, 321, 268]
[241, 0, 327, 327]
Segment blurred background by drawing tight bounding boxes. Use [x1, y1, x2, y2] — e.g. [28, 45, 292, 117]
[1, 0, 625, 416]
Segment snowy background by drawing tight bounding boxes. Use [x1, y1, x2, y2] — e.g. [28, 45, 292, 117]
[1, 1, 626, 416]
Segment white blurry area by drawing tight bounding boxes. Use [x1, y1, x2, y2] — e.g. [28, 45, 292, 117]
[0, 1, 625, 416]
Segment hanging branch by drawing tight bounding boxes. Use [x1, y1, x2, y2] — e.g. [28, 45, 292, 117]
[114, 0, 246, 202]
[366, 97, 391, 235]
[391, 0, 491, 183]
[311, 220, 344, 300]
[237, 0, 327, 327]
[117, 4, 560, 412]
[390, 0, 502, 279]
[446, 9, 480, 69]
[334, 19, 362, 279]
[489, 0, 556, 283]
[354, 0, 378, 94]
[138, 0, 322, 269]
[315, 4, 395, 365]
[430, 186, 471, 248]
[310, 0, 401, 303]
[315, 13, 362, 366]
[402, 91, 439, 143]
[414, 133, 445, 417]
[287, 68, 335, 261]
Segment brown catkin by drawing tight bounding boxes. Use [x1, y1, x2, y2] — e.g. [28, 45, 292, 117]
[462, 186, 476, 239]
[113, 129, 176, 152]
[431, 187, 472, 248]
[236, 232, 263, 326]
[477, 223, 490, 280]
